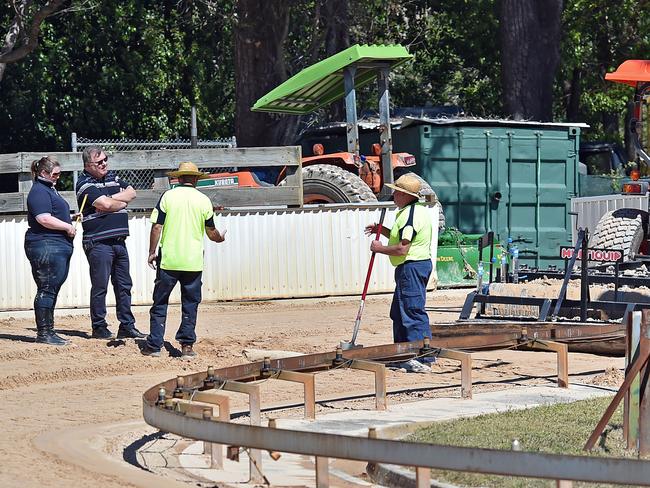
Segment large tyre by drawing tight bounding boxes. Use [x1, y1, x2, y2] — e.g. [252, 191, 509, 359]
[299, 164, 377, 204]
[401, 172, 445, 232]
[589, 208, 649, 261]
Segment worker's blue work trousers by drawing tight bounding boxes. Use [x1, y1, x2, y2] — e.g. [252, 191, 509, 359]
[84, 238, 135, 331]
[147, 268, 202, 351]
[390, 259, 432, 344]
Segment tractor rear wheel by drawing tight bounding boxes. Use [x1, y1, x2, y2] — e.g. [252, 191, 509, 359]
[300, 164, 377, 204]
[589, 208, 649, 261]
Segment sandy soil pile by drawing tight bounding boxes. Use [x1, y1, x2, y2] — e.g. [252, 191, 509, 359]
[589, 366, 626, 387]
[0, 289, 625, 488]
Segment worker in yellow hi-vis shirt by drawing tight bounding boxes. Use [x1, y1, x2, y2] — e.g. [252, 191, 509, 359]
[365, 174, 433, 373]
[141, 162, 226, 358]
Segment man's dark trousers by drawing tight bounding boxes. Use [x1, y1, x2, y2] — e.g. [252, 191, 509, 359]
[147, 268, 202, 351]
[84, 238, 136, 331]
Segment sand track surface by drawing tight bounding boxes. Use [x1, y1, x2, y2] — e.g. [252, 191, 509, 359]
[0, 290, 624, 487]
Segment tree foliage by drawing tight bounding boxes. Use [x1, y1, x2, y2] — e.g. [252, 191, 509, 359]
[0, 0, 235, 152]
[0, 0, 67, 83]
[558, 0, 650, 143]
[1, 0, 649, 153]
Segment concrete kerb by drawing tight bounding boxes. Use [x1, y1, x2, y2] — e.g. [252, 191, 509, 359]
[367, 462, 458, 488]
[170, 383, 615, 487]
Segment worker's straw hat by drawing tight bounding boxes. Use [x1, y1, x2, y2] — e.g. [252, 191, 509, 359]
[167, 161, 210, 179]
[385, 174, 421, 198]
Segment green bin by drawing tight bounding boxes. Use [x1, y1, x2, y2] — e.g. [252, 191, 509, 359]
[395, 119, 583, 269]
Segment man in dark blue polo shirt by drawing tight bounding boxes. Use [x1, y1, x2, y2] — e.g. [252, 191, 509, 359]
[76, 146, 145, 340]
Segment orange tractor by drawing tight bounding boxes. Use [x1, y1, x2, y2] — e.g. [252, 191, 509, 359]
[190, 140, 426, 205]
[197, 44, 440, 227]
[289, 141, 425, 204]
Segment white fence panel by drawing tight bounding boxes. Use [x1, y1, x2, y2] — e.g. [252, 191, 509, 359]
[571, 194, 648, 243]
[0, 204, 439, 311]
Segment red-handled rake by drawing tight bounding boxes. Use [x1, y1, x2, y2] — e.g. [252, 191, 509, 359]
[341, 207, 387, 350]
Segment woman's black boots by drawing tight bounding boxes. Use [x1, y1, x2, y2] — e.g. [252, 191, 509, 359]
[35, 308, 69, 346]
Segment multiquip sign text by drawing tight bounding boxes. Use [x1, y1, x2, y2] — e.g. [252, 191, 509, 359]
[559, 247, 623, 262]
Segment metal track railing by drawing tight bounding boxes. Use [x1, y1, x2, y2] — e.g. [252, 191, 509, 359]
[138, 336, 643, 487]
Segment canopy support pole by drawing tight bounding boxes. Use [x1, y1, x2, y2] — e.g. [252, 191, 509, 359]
[377, 65, 394, 198]
[343, 66, 360, 157]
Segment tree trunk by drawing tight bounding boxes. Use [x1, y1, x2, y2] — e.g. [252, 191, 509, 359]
[234, 0, 294, 147]
[624, 101, 635, 162]
[499, 0, 563, 121]
[322, 0, 350, 123]
[564, 67, 581, 122]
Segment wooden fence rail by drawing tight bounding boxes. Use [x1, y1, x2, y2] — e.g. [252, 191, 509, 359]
[0, 147, 303, 213]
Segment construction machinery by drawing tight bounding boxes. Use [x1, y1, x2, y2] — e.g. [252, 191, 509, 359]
[453, 229, 650, 356]
[251, 44, 440, 209]
[182, 44, 439, 222]
[588, 60, 650, 260]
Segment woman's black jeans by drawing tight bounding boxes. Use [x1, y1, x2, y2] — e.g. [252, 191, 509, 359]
[24, 238, 73, 310]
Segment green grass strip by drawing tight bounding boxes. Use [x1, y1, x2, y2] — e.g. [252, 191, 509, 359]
[406, 395, 637, 488]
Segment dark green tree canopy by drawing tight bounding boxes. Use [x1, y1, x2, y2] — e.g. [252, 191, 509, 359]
[1, 0, 649, 153]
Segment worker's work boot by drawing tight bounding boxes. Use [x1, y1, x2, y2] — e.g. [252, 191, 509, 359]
[181, 344, 197, 358]
[91, 327, 115, 340]
[116, 325, 146, 339]
[399, 359, 431, 373]
[140, 344, 161, 357]
[35, 308, 69, 346]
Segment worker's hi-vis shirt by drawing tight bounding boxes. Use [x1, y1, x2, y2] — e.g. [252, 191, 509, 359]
[150, 185, 215, 272]
[388, 202, 432, 267]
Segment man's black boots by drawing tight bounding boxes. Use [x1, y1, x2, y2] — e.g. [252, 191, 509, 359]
[35, 308, 69, 346]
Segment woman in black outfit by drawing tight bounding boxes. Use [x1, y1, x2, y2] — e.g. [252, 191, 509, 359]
[24, 156, 76, 345]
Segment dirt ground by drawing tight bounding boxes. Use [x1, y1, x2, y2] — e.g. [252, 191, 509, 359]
[0, 289, 625, 488]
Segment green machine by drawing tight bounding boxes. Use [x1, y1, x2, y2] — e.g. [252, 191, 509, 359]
[436, 229, 491, 287]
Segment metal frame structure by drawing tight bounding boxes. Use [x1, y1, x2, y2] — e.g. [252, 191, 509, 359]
[461, 228, 650, 323]
[585, 309, 650, 455]
[459, 292, 650, 322]
[143, 336, 650, 487]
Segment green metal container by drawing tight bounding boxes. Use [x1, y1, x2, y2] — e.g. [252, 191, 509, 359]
[395, 119, 583, 268]
[298, 118, 585, 272]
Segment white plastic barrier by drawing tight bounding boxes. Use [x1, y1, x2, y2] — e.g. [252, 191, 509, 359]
[0, 203, 439, 311]
[571, 194, 648, 243]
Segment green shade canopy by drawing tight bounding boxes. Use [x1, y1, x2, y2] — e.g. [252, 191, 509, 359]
[251, 44, 412, 115]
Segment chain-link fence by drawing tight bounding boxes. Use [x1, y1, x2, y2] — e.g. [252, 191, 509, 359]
[71, 133, 237, 190]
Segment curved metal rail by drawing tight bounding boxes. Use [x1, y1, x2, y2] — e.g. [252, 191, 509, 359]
[142, 338, 650, 487]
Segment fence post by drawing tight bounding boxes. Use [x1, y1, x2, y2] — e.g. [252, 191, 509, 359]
[152, 170, 170, 190]
[18, 173, 33, 192]
[625, 311, 642, 449]
[639, 309, 650, 455]
[70, 140, 80, 190]
[191, 106, 198, 149]
[18, 154, 33, 193]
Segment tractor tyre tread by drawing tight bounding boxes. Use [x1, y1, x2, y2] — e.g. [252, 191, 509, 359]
[300, 164, 377, 203]
[589, 208, 648, 261]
